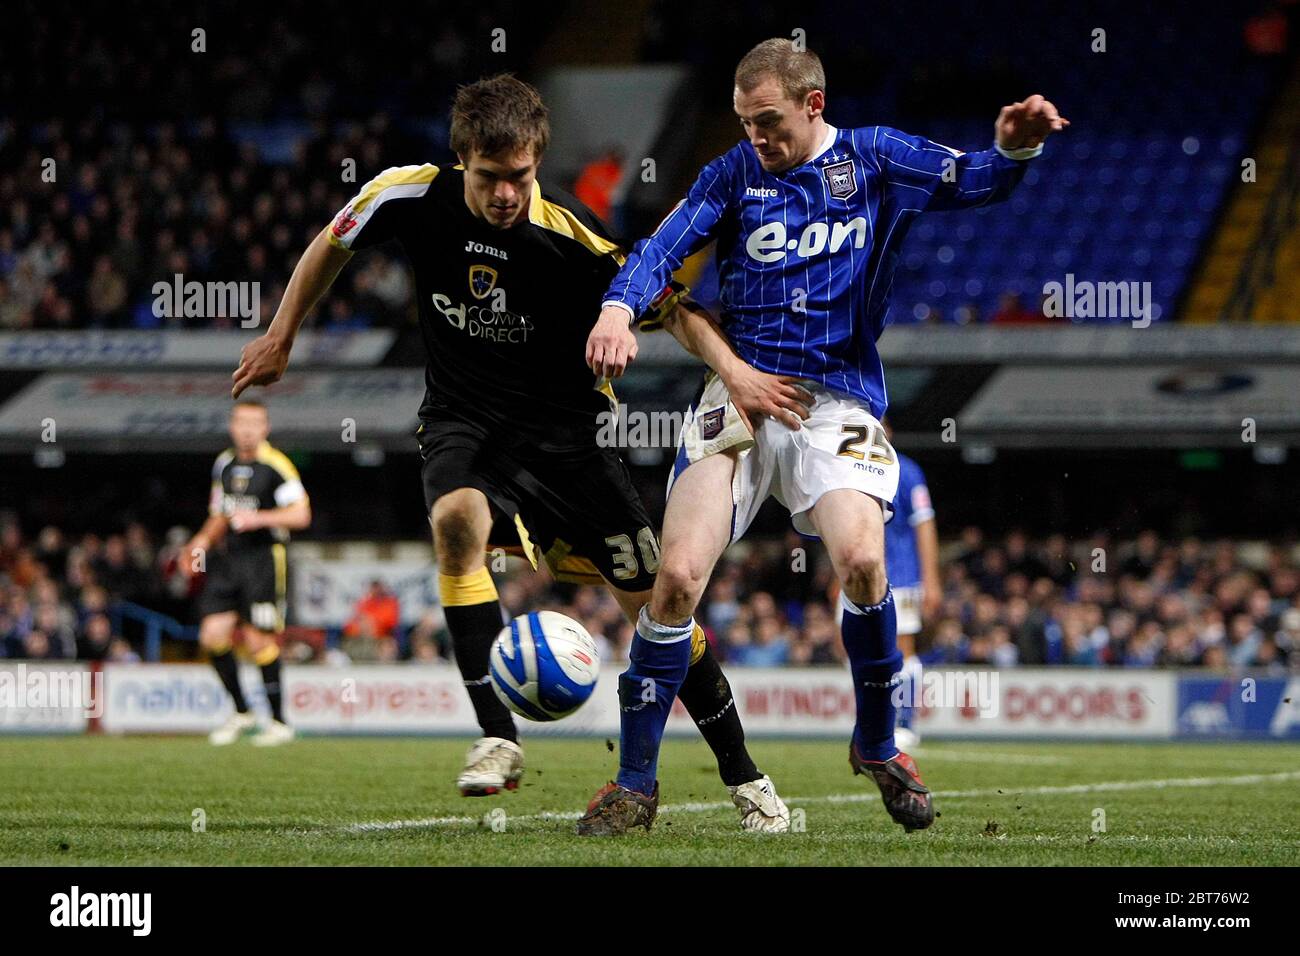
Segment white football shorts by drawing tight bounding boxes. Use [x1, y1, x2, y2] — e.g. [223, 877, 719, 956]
[668, 373, 899, 543]
[893, 584, 924, 636]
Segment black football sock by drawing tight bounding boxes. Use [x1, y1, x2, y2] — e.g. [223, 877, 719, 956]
[257, 649, 284, 723]
[210, 647, 248, 714]
[678, 635, 761, 787]
[440, 569, 517, 743]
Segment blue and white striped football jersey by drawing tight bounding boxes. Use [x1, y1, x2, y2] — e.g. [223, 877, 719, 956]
[605, 125, 1033, 416]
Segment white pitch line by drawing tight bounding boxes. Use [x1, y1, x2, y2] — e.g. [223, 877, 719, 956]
[934, 769, 1300, 799]
[910, 748, 1070, 765]
[343, 770, 1300, 833]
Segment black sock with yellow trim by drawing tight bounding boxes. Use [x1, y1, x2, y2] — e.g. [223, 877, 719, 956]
[440, 568, 517, 743]
[254, 642, 284, 723]
[678, 627, 760, 787]
[210, 646, 248, 714]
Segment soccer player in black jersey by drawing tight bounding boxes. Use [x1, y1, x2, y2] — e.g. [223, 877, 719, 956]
[232, 75, 808, 829]
[185, 399, 311, 747]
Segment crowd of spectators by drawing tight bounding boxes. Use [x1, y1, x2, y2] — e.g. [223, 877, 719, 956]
[3, 508, 1297, 674]
[0, 116, 421, 332]
[0, 517, 177, 662]
[2, 0, 553, 332]
[516, 528, 1300, 673]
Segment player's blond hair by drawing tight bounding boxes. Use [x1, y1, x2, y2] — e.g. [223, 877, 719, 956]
[735, 38, 826, 104]
[450, 73, 551, 160]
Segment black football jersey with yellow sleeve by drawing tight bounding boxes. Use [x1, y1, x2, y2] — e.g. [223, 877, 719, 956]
[209, 442, 308, 551]
[327, 164, 682, 454]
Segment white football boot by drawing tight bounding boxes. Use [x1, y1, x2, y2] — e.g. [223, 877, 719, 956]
[208, 711, 256, 746]
[729, 774, 790, 832]
[457, 737, 525, 796]
[251, 720, 296, 747]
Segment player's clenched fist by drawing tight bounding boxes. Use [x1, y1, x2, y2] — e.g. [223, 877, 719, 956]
[231, 334, 291, 399]
[586, 305, 639, 379]
[995, 94, 1069, 150]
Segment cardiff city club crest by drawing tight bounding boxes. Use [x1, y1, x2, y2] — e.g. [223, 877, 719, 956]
[469, 264, 498, 300]
[822, 160, 857, 200]
[230, 465, 253, 494]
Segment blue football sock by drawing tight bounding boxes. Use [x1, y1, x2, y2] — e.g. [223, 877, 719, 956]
[615, 606, 693, 794]
[839, 587, 902, 762]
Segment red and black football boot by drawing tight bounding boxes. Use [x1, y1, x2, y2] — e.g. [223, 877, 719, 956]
[575, 781, 659, 836]
[850, 743, 935, 832]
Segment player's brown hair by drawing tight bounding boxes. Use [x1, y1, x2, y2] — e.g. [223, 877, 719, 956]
[450, 74, 551, 160]
[735, 38, 826, 104]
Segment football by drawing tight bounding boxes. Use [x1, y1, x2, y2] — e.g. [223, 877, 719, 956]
[489, 611, 601, 721]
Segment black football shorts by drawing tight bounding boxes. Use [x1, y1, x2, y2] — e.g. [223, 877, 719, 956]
[417, 416, 659, 592]
[196, 544, 288, 633]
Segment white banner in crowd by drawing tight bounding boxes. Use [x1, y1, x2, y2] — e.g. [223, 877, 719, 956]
[99, 663, 474, 735]
[100, 663, 242, 733]
[291, 544, 439, 628]
[917, 669, 1175, 738]
[95, 664, 1177, 739]
[961, 365, 1300, 431]
[0, 662, 95, 733]
[878, 324, 1300, 364]
[0, 330, 394, 368]
[0, 370, 426, 440]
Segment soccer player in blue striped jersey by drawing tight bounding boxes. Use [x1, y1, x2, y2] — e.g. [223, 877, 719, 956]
[578, 38, 1066, 835]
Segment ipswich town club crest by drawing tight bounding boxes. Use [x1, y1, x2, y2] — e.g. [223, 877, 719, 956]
[822, 160, 857, 200]
[469, 264, 498, 300]
[699, 407, 725, 440]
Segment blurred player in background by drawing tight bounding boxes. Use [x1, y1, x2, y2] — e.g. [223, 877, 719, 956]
[582, 38, 1065, 834]
[185, 399, 311, 747]
[881, 420, 940, 751]
[232, 75, 807, 830]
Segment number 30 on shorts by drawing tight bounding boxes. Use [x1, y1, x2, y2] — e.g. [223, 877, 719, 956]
[605, 527, 662, 581]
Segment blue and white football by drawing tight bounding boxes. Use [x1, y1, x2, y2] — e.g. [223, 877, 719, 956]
[489, 611, 600, 721]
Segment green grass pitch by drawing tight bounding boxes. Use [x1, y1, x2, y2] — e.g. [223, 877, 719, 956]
[2, 736, 1298, 866]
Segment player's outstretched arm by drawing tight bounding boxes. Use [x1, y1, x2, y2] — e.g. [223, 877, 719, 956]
[877, 95, 1068, 212]
[664, 299, 811, 431]
[231, 227, 353, 398]
[589, 155, 734, 377]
